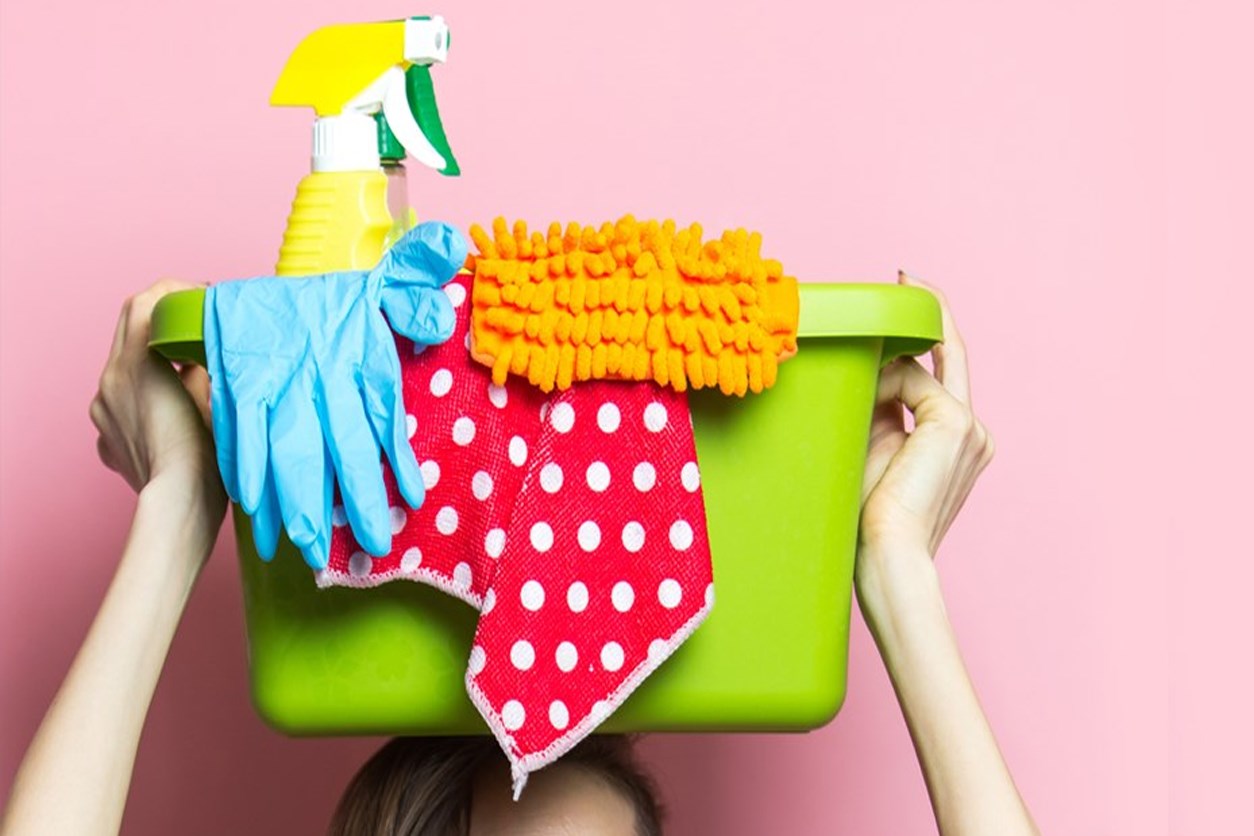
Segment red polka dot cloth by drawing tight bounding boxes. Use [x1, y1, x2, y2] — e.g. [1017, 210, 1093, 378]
[317, 273, 714, 796]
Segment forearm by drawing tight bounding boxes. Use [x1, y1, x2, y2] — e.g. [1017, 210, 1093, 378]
[857, 553, 1038, 836]
[3, 476, 216, 836]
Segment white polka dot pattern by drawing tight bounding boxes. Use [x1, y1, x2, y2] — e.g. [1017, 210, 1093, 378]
[597, 402, 621, 432]
[601, 642, 625, 672]
[348, 551, 371, 578]
[621, 521, 645, 553]
[401, 547, 422, 573]
[555, 642, 578, 672]
[429, 368, 453, 397]
[471, 471, 494, 501]
[520, 580, 545, 611]
[539, 463, 564, 493]
[509, 436, 528, 466]
[550, 402, 575, 433]
[577, 521, 601, 552]
[420, 460, 441, 490]
[511, 640, 535, 670]
[611, 581, 635, 612]
[585, 461, 611, 492]
[435, 506, 459, 535]
[390, 506, 408, 535]
[317, 274, 712, 792]
[669, 520, 693, 551]
[658, 578, 683, 609]
[453, 562, 473, 590]
[502, 700, 525, 731]
[643, 401, 668, 432]
[452, 416, 475, 446]
[681, 461, 701, 492]
[567, 582, 589, 613]
[485, 528, 506, 559]
[632, 462, 656, 492]
[444, 282, 467, 308]
[530, 522, 554, 552]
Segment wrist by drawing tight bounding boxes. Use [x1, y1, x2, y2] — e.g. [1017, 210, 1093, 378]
[855, 546, 944, 631]
[135, 471, 225, 565]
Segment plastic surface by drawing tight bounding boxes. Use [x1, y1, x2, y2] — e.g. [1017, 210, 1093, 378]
[270, 21, 407, 116]
[797, 283, 944, 367]
[382, 163, 409, 249]
[151, 283, 939, 368]
[406, 65, 460, 176]
[311, 113, 381, 172]
[149, 282, 940, 734]
[275, 171, 390, 276]
[377, 113, 406, 160]
[271, 17, 456, 175]
[203, 223, 464, 569]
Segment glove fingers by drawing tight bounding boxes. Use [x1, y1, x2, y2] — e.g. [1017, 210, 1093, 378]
[360, 334, 426, 512]
[379, 286, 456, 345]
[372, 221, 468, 289]
[234, 398, 271, 516]
[318, 375, 392, 557]
[204, 288, 241, 502]
[211, 382, 241, 503]
[251, 463, 283, 561]
[270, 378, 333, 570]
[309, 443, 335, 570]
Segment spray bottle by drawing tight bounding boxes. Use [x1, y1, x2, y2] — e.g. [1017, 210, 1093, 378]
[270, 15, 460, 276]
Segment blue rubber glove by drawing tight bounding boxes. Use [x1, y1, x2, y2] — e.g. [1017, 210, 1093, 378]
[204, 221, 467, 569]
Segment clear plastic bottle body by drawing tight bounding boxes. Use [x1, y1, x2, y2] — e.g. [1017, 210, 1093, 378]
[383, 159, 410, 249]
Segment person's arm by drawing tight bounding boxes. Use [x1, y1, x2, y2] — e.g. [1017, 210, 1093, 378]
[2, 281, 227, 836]
[854, 272, 1038, 836]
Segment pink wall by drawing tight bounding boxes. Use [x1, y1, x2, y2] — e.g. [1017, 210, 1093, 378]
[0, 1, 1240, 833]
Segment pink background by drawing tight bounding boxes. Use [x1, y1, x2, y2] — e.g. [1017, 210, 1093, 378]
[0, 1, 1243, 833]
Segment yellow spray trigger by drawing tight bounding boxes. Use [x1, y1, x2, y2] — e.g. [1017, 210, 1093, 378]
[270, 22, 406, 116]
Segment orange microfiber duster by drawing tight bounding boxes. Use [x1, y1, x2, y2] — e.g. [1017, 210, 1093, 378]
[467, 216, 799, 396]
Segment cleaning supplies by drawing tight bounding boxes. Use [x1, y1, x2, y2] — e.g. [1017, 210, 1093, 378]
[203, 223, 467, 569]
[144, 10, 948, 780]
[149, 279, 944, 740]
[468, 217, 800, 394]
[316, 269, 714, 797]
[200, 15, 463, 568]
[270, 16, 460, 276]
[377, 115, 411, 249]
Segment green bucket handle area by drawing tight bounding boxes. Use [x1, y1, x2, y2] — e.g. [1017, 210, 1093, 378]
[150, 283, 942, 368]
[148, 280, 941, 735]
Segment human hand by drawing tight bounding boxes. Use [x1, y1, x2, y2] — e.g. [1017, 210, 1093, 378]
[204, 221, 467, 569]
[856, 272, 996, 584]
[90, 280, 227, 543]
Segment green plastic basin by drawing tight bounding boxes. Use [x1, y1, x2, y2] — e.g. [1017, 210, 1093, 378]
[151, 283, 941, 734]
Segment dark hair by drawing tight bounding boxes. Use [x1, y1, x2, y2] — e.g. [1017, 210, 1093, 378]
[327, 734, 664, 836]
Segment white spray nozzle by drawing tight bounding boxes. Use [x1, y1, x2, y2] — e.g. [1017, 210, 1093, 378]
[404, 17, 450, 65]
[284, 16, 457, 174]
